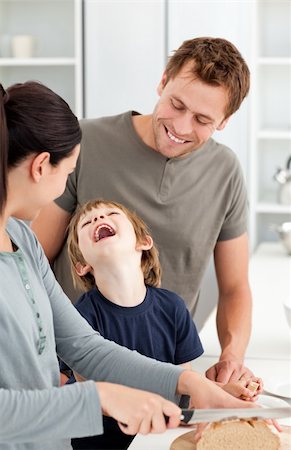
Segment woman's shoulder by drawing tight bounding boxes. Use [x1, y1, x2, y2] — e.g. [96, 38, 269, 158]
[7, 217, 35, 240]
[7, 217, 40, 254]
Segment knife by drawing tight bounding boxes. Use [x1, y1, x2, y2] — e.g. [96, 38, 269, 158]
[180, 406, 291, 424]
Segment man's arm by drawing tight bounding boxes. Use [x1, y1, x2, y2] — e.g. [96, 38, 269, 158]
[31, 202, 72, 263]
[205, 233, 253, 383]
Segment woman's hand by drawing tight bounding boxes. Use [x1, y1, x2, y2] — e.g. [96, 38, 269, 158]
[96, 382, 181, 435]
[176, 370, 258, 410]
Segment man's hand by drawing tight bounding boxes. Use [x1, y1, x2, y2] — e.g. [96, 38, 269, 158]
[205, 360, 254, 384]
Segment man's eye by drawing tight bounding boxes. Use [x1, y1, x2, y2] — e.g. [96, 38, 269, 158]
[196, 116, 211, 125]
[171, 100, 184, 111]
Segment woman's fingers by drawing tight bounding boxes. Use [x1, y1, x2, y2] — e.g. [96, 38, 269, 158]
[97, 382, 181, 436]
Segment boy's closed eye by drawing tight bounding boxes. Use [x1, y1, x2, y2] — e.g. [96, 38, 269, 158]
[81, 220, 91, 228]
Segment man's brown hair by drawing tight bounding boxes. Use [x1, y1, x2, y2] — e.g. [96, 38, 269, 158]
[165, 37, 250, 118]
[67, 199, 162, 291]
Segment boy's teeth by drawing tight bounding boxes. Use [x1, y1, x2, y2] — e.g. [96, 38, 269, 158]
[167, 130, 185, 144]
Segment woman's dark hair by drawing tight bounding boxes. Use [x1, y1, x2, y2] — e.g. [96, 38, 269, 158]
[0, 80, 81, 214]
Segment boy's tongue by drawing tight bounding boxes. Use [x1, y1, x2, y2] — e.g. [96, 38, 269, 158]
[98, 227, 114, 241]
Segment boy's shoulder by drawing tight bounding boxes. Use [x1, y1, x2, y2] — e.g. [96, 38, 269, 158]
[74, 287, 101, 309]
[148, 286, 187, 311]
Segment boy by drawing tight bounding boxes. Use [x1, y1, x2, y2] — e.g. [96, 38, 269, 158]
[62, 199, 261, 449]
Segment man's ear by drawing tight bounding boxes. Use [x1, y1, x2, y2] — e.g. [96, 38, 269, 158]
[136, 235, 153, 251]
[30, 152, 51, 182]
[216, 117, 229, 131]
[75, 262, 92, 276]
[157, 72, 168, 96]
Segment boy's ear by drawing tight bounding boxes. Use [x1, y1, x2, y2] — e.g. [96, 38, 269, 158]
[75, 262, 92, 276]
[136, 235, 153, 251]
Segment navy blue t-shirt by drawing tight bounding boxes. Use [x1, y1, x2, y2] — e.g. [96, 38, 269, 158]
[68, 285, 203, 365]
[61, 286, 203, 450]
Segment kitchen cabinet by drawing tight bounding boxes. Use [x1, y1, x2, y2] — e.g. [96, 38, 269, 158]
[0, 0, 83, 117]
[249, 0, 291, 249]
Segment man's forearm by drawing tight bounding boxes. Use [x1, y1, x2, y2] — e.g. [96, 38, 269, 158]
[216, 288, 252, 362]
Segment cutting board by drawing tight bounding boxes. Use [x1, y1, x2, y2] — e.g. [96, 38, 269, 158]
[170, 425, 291, 450]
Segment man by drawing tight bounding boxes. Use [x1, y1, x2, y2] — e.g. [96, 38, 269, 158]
[32, 37, 253, 384]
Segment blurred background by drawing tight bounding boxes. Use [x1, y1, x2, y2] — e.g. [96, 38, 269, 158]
[0, 0, 290, 328]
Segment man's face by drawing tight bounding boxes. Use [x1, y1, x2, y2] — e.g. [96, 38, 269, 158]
[151, 63, 229, 158]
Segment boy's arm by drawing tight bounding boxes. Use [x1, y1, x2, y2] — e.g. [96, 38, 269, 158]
[31, 202, 71, 263]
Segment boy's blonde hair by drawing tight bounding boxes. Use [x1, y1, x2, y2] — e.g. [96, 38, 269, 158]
[67, 199, 162, 292]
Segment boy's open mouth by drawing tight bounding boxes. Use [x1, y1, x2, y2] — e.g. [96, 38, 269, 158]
[94, 224, 116, 242]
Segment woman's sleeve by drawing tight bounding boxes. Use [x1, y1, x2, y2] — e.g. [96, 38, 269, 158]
[0, 381, 103, 443]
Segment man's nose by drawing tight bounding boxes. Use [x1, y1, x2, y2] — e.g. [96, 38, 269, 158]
[173, 113, 193, 136]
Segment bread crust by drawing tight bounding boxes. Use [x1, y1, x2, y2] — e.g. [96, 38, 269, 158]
[196, 419, 280, 450]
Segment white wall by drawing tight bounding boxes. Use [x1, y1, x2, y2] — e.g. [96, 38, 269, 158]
[84, 0, 166, 117]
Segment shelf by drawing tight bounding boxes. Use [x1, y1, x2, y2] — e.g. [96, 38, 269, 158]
[0, 0, 83, 117]
[257, 130, 291, 140]
[0, 57, 77, 66]
[258, 57, 291, 65]
[256, 202, 291, 214]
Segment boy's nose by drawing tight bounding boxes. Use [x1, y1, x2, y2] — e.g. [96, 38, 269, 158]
[93, 214, 105, 221]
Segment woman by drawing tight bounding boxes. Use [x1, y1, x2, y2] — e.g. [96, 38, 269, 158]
[0, 81, 254, 450]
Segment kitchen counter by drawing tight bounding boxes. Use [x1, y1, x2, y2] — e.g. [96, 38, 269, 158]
[129, 243, 291, 449]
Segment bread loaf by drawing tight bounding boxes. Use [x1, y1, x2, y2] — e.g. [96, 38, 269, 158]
[196, 419, 280, 450]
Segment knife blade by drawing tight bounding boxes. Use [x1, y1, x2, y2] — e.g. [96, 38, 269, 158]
[180, 406, 291, 424]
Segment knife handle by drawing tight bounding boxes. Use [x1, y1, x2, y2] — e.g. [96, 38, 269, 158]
[164, 410, 194, 424]
[180, 409, 195, 424]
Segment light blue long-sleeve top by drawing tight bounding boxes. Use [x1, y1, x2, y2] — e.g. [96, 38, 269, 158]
[0, 218, 182, 450]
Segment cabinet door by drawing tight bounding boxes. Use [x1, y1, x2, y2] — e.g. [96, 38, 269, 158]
[84, 0, 166, 118]
[0, 0, 82, 117]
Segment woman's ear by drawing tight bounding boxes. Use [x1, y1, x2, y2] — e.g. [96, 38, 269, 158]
[136, 235, 153, 251]
[75, 262, 92, 277]
[30, 152, 51, 182]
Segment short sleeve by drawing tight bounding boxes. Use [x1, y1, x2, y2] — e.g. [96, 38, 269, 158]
[218, 159, 248, 241]
[174, 298, 204, 365]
